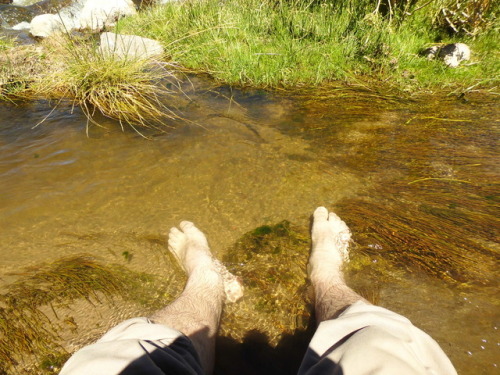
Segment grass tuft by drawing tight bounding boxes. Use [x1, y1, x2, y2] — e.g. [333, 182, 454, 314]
[1, 34, 185, 133]
[36, 35, 184, 133]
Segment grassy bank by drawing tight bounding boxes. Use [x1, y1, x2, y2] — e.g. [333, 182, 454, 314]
[118, 0, 499, 91]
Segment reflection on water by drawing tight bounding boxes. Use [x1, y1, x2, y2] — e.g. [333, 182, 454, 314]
[0, 85, 498, 374]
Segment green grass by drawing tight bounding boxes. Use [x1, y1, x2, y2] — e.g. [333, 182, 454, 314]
[118, 0, 499, 91]
[0, 36, 14, 51]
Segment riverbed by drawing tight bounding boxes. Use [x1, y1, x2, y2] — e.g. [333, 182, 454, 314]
[0, 82, 498, 374]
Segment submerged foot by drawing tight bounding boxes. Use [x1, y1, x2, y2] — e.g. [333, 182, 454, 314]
[168, 221, 243, 303]
[308, 206, 351, 280]
[168, 221, 213, 275]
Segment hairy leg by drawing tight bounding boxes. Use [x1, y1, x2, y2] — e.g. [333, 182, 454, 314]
[308, 207, 367, 323]
[151, 221, 243, 374]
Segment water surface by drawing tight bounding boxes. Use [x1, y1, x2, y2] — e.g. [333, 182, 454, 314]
[0, 84, 498, 374]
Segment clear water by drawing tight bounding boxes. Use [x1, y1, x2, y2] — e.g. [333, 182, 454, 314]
[0, 83, 498, 374]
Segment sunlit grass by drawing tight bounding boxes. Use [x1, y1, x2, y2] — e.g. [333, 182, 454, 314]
[0, 36, 14, 51]
[1, 0, 498, 126]
[118, 0, 499, 91]
[36, 36, 183, 133]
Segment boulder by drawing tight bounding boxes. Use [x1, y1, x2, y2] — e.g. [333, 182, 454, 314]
[79, 0, 136, 31]
[30, 13, 62, 37]
[421, 46, 440, 60]
[99, 32, 164, 60]
[26, 0, 137, 37]
[438, 43, 470, 67]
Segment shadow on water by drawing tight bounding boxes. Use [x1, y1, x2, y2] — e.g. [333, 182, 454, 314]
[215, 326, 316, 375]
[0, 84, 498, 374]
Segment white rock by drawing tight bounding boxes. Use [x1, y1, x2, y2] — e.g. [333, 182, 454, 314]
[438, 43, 471, 67]
[79, 0, 136, 31]
[99, 32, 164, 60]
[12, 21, 31, 30]
[12, 0, 39, 5]
[30, 14, 64, 37]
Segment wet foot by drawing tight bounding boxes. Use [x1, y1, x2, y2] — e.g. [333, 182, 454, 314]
[168, 221, 243, 302]
[308, 207, 351, 280]
[168, 221, 213, 275]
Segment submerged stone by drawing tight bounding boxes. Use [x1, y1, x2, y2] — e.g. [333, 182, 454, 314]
[0, 3, 34, 27]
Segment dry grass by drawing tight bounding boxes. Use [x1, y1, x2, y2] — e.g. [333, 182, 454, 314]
[0, 45, 48, 101]
[435, 0, 498, 36]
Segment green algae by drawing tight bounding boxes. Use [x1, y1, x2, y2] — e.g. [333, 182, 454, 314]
[0, 255, 180, 375]
[220, 221, 312, 346]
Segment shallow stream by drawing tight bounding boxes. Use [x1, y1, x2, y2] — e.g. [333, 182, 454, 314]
[0, 81, 498, 374]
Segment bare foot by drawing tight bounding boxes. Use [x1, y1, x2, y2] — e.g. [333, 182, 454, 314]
[308, 207, 351, 280]
[308, 207, 365, 321]
[168, 221, 243, 303]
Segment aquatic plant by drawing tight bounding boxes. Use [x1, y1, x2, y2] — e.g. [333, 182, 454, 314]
[285, 90, 498, 287]
[0, 255, 175, 374]
[220, 221, 313, 345]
